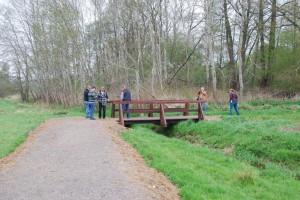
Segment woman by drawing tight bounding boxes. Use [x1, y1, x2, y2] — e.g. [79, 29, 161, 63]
[197, 86, 207, 112]
[229, 89, 240, 116]
[97, 86, 109, 119]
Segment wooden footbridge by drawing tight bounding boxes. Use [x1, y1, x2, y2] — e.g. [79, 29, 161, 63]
[110, 100, 205, 127]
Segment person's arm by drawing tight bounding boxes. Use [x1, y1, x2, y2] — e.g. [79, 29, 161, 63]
[120, 91, 124, 101]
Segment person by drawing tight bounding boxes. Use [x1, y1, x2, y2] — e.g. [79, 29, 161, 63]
[83, 86, 91, 118]
[229, 89, 240, 116]
[97, 86, 109, 119]
[120, 85, 131, 118]
[88, 85, 97, 120]
[197, 86, 207, 112]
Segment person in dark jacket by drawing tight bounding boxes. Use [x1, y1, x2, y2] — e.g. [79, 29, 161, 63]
[83, 86, 91, 118]
[88, 86, 97, 120]
[97, 86, 109, 119]
[229, 89, 240, 116]
[120, 85, 131, 118]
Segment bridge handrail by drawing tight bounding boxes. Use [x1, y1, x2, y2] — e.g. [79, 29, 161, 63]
[109, 99, 204, 127]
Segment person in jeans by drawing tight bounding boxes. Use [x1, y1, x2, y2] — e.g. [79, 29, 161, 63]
[83, 86, 91, 118]
[88, 86, 97, 120]
[229, 89, 240, 116]
[97, 86, 109, 119]
[120, 85, 131, 118]
[197, 86, 207, 112]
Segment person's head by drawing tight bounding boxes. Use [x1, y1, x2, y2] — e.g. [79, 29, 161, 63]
[230, 89, 235, 93]
[100, 86, 105, 91]
[201, 86, 205, 91]
[121, 85, 126, 90]
[91, 85, 96, 91]
[86, 86, 91, 90]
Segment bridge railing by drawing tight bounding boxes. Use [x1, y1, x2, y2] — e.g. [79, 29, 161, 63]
[109, 100, 205, 127]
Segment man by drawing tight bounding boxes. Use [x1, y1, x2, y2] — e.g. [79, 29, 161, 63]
[120, 85, 131, 118]
[83, 86, 91, 118]
[88, 86, 97, 120]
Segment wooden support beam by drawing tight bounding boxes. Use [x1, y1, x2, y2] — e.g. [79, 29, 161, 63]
[119, 104, 124, 126]
[160, 104, 167, 127]
[111, 103, 116, 118]
[148, 103, 154, 117]
[183, 103, 189, 116]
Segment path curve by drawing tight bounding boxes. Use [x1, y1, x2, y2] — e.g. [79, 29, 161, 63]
[0, 117, 179, 200]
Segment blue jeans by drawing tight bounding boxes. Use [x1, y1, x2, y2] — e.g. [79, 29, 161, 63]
[84, 101, 90, 117]
[230, 101, 240, 115]
[122, 104, 130, 118]
[88, 102, 95, 119]
[201, 102, 207, 112]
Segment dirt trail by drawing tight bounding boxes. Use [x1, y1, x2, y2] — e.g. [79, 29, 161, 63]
[0, 117, 180, 200]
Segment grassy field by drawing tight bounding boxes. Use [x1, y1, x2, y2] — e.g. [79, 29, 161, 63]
[1, 98, 299, 199]
[0, 99, 83, 158]
[122, 100, 300, 199]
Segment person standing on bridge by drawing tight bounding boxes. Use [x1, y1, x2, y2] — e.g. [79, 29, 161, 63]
[88, 85, 97, 120]
[120, 85, 131, 118]
[229, 89, 240, 116]
[83, 86, 91, 118]
[97, 86, 109, 119]
[197, 86, 207, 112]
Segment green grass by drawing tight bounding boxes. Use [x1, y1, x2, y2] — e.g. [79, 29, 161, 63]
[0, 99, 84, 158]
[122, 100, 300, 199]
[123, 127, 300, 199]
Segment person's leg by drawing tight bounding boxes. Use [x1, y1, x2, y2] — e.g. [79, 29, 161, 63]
[234, 102, 240, 115]
[103, 106, 106, 118]
[98, 102, 102, 118]
[90, 103, 95, 119]
[229, 102, 234, 115]
[202, 102, 207, 112]
[125, 104, 130, 118]
[85, 101, 89, 118]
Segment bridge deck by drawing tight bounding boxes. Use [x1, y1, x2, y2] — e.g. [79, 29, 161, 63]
[122, 115, 199, 126]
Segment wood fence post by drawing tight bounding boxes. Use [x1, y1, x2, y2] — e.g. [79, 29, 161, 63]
[148, 103, 154, 117]
[119, 103, 124, 126]
[160, 104, 167, 127]
[184, 103, 189, 116]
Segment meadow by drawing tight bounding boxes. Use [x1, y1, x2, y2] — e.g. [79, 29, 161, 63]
[122, 100, 300, 199]
[0, 99, 83, 158]
[1, 98, 299, 199]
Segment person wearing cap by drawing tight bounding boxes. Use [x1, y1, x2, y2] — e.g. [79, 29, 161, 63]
[120, 85, 131, 118]
[88, 85, 97, 120]
[83, 86, 91, 118]
[197, 86, 207, 112]
[229, 89, 240, 116]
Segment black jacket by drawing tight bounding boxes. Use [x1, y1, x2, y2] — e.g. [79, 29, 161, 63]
[84, 89, 89, 101]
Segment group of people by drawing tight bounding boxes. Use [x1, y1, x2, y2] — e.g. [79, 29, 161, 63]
[197, 87, 240, 115]
[84, 85, 239, 120]
[83, 85, 132, 120]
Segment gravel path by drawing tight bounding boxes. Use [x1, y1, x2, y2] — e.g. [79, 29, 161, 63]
[0, 117, 179, 200]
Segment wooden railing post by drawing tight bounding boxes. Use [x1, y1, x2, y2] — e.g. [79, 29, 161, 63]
[119, 103, 124, 126]
[183, 103, 189, 116]
[148, 103, 154, 117]
[111, 103, 116, 118]
[198, 102, 205, 120]
[160, 104, 167, 127]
